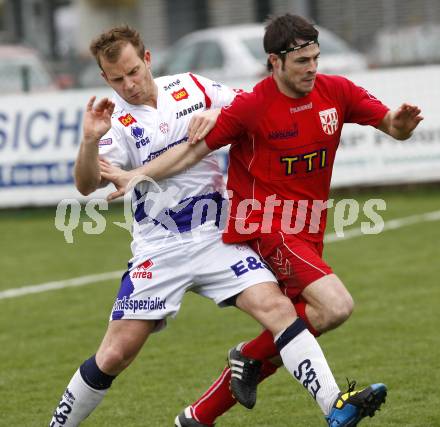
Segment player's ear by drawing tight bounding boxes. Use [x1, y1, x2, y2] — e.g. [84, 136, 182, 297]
[268, 53, 280, 70]
[143, 50, 151, 66]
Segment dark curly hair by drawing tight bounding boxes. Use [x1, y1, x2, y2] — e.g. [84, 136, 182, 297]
[264, 14, 319, 71]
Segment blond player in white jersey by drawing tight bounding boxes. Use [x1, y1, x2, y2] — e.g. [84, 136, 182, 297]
[49, 26, 356, 426]
[97, 71, 237, 259]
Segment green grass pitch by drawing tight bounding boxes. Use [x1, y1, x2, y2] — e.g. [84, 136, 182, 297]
[0, 187, 439, 426]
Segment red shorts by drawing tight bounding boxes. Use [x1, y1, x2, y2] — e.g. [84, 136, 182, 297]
[248, 231, 333, 300]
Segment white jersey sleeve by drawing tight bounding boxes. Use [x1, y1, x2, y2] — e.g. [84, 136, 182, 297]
[98, 121, 132, 170]
[188, 73, 238, 109]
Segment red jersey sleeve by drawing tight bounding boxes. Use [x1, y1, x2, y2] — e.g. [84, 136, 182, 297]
[205, 91, 257, 150]
[337, 76, 389, 127]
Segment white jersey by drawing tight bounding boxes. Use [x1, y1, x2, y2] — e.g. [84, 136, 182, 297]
[99, 73, 236, 258]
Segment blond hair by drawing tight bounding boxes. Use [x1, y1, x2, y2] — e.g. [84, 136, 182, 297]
[90, 25, 145, 69]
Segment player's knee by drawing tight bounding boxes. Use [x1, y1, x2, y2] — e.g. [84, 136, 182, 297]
[259, 293, 294, 317]
[323, 295, 354, 330]
[97, 344, 135, 374]
[261, 295, 297, 332]
[276, 295, 297, 318]
[237, 284, 296, 332]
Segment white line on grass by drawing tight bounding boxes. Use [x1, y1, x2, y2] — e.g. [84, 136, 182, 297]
[324, 209, 440, 243]
[1, 209, 440, 301]
[0, 271, 123, 300]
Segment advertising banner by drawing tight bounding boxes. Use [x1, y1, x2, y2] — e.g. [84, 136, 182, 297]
[1, 65, 439, 207]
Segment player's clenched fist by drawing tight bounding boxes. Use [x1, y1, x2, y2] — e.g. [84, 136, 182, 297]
[83, 96, 115, 143]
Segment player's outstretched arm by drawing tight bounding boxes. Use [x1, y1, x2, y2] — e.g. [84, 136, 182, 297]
[100, 140, 212, 201]
[75, 96, 115, 195]
[187, 108, 221, 144]
[377, 103, 423, 140]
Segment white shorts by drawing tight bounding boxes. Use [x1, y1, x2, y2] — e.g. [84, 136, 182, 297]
[109, 232, 277, 331]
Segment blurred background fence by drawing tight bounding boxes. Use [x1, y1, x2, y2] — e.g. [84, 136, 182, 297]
[1, 0, 440, 91]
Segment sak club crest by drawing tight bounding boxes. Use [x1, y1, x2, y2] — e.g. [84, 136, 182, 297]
[319, 107, 339, 135]
[159, 122, 169, 134]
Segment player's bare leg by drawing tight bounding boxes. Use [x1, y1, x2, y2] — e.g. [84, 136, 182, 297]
[234, 281, 297, 334]
[95, 318, 156, 374]
[175, 277, 382, 426]
[301, 274, 354, 332]
[227, 274, 353, 367]
[175, 295, 327, 425]
[232, 282, 342, 413]
[49, 319, 156, 427]
[226, 274, 353, 365]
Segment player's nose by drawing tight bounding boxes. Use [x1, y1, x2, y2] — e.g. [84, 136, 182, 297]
[308, 60, 318, 74]
[123, 77, 136, 91]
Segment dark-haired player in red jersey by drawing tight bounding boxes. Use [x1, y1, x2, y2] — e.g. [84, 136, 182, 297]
[101, 14, 422, 427]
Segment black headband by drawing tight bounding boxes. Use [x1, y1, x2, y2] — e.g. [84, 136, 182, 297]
[276, 40, 319, 55]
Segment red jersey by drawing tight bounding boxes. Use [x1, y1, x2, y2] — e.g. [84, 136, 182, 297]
[205, 74, 389, 243]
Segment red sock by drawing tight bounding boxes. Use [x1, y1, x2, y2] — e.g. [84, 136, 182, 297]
[191, 366, 234, 425]
[241, 329, 278, 360]
[192, 360, 278, 425]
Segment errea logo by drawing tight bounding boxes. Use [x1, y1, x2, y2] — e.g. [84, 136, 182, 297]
[132, 259, 153, 279]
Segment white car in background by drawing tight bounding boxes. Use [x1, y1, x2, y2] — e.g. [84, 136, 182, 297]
[159, 24, 367, 88]
[0, 45, 57, 94]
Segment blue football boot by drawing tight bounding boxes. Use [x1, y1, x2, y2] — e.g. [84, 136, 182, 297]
[326, 381, 387, 426]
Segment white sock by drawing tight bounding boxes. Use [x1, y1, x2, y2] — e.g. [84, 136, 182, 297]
[49, 369, 109, 427]
[277, 328, 340, 415]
